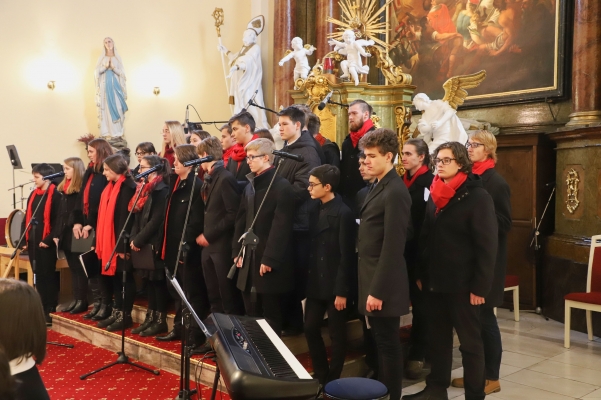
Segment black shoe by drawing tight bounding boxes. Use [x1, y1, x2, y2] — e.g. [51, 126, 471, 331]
[156, 329, 181, 342]
[402, 387, 448, 400]
[97, 309, 118, 328]
[106, 311, 133, 332]
[132, 309, 154, 334]
[83, 302, 101, 319]
[44, 313, 52, 326]
[92, 304, 113, 321]
[70, 300, 89, 314]
[190, 342, 213, 356]
[58, 300, 77, 313]
[140, 312, 168, 337]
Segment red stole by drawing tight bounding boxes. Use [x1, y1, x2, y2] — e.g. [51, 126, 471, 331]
[83, 165, 95, 216]
[25, 184, 55, 241]
[315, 133, 327, 146]
[429, 172, 468, 214]
[96, 175, 126, 276]
[403, 165, 430, 189]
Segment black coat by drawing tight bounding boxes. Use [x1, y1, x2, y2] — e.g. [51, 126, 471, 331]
[130, 180, 169, 251]
[202, 164, 241, 253]
[479, 168, 511, 306]
[321, 139, 341, 169]
[161, 172, 204, 272]
[419, 174, 498, 298]
[276, 131, 322, 231]
[404, 171, 434, 279]
[339, 126, 375, 206]
[52, 189, 80, 251]
[304, 130, 327, 165]
[354, 184, 371, 218]
[358, 168, 411, 317]
[306, 195, 356, 300]
[226, 154, 252, 191]
[72, 166, 109, 231]
[22, 185, 61, 248]
[233, 167, 295, 294]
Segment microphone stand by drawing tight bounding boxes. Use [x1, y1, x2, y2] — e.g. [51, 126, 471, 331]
[327, 99, 349, 108]
[248, 99, 279, 115]
[80, 176, 160, 380]
[7, 181, 31, 211]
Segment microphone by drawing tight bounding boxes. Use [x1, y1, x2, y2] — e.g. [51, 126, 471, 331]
[272, 150, 304, 162]
[134, 164, 163, 180]
[43, 171, 65, 180]
[184, 105, 190, 134]
[241, 90, 259, 112]
[182, 155, 214, 167]
[318, 90, 334, 111]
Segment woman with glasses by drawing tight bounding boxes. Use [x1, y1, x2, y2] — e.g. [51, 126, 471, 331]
[404, 142, 497, 400]
[450, 131, 511, 395]
[132, 142, 157, 177]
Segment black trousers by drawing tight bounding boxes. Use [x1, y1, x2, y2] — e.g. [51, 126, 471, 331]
[242, 291, 283, 336]
[361, 317, 379, 374]
[408, 278, 427, 361]
[425, 292, 485, 400]
[481, 306, 502, 380]
[367, 316, 403, 400]
[282, 231, 310, 331]
[99, 273, 114, 305]
[201, 250, 244, 315]
[32, 245, 59, 311]
[112, 270, 136, 313]
[304, 298, 348, 385]
[65, 250, 88, 301]
[147, 279, 169, 313]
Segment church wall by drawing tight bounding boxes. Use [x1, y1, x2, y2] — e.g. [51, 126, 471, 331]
[0, 0, 255, 218]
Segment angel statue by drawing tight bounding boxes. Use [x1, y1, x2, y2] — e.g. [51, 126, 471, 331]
[328, 29, 374, 86]
[217, 15, 270, 129]
[278, 37, 316, 83]
[95, 37, 128, 138]
[413, 70, 487, 153]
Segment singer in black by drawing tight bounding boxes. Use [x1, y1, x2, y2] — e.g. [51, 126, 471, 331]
[72, 138, 113, 320]
[53, 157, 88, 314]
[233, 139, 295, 335]
[94, 154, 137, 332]
[226, 112, 259, 189]
[129, 156, 171, 337]
[157, 145, 210, 350]
[21, 163, 61, 325]
[196, 137, 244, 315]
[307, 112, 340, 168]
[289, 104, 327, 165]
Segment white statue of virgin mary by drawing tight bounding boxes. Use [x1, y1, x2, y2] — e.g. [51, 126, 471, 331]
[94, 37, 128, 137]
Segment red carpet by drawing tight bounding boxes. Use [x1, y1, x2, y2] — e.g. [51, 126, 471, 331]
[40, 330, 230, 400]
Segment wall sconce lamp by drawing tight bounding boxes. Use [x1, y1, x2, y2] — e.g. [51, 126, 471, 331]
[153, 87, 160, 96]
[47, 81, 56, 90]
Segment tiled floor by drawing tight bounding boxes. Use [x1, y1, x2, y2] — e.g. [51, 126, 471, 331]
[402, 309, 601, 399]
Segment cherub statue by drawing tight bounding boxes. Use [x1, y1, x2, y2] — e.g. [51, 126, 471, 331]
[278, 37, 316, 83]
[413, 70, 486, 153]
[328, 29, 374, 86]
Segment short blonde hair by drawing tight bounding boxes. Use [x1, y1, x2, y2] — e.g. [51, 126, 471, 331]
[245, 138, 274, 163]
[470, 130, 497, 162]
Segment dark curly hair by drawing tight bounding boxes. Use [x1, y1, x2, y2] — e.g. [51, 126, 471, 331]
[358, 128, 399, 158]
[432, 141, 472, 174]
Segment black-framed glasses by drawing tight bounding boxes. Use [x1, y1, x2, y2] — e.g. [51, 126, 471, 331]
[308, 182, 323, 189]
[135, 152, 146, 156]
[433, 158, 456, 165]
[465, 142, 484, 149]
[246, 154, 266, 162]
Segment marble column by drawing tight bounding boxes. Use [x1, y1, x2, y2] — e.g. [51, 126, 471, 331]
[566, 0, 601, 126]
[273, 0, 296, 112]
[315, 0, 340, 62]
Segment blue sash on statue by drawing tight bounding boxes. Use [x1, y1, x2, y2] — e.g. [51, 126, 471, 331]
[105, 70, 128, 123]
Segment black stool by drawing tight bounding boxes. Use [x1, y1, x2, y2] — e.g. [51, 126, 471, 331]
[324, 377, 389, 400]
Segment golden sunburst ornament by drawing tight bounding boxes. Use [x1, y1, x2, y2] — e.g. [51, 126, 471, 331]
[326, 0, 392, 49]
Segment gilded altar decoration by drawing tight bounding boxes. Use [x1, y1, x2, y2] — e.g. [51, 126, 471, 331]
[395, 105, 412, 175]
[566, 168, 580, 214]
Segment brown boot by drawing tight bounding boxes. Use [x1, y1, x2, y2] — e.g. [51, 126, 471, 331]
[450, 378, 501, 395]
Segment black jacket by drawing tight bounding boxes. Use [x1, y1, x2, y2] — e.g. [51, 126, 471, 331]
[233, 167, 295, 294]
[130, 180, 169, 251]
[161, 172, 204, 271]
[304, 130, 327, 165]
[276, 131, 322, 231]
[321, 139, 341, 169]
[72, 166, 109, 231]
[419, 174, 498, 297]
[358, 168, 411, 317]
[202, 164, 241, 253]
[339, 126, 376, 206]
[52, 189, 80, 251]
[22, 185, 61, 248]
[404, 170, 434, 279]
[307, 195, 356, 300]
[226, 154, 252, 192]
[479, 168, 512, 306]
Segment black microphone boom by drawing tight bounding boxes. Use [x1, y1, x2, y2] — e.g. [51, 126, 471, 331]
[134, 164, 163, 180]
[272, 150, 304, 162]
[43, 171, 65, 180]
[318, 91, 334, 111]
[182, 155, 214, 167]
[241, 90, 259, 112]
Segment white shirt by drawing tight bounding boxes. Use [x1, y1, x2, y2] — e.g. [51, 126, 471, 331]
[9, 355, 35, 375]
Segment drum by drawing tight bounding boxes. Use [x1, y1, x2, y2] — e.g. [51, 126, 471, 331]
[5, 209, 24, 248]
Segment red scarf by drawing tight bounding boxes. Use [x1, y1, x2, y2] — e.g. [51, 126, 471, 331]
[96, 175, 126, 276]
[161, 177, 181, 260]
[162, 145, 175, 167]
[25, 184, 55, 241]
[472, 158, 496, 175]
[429, 172, 468, 214]
[63, 179, 71, 193]
[403, 165, 430, 189]
[128, 176, 162, 213]
[229, 134, 259, 170]
[223, 146, 235, 167]
[350, 119, 374, 148]
[83, 164, 95, 216]
[315, 133, 327, 146]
